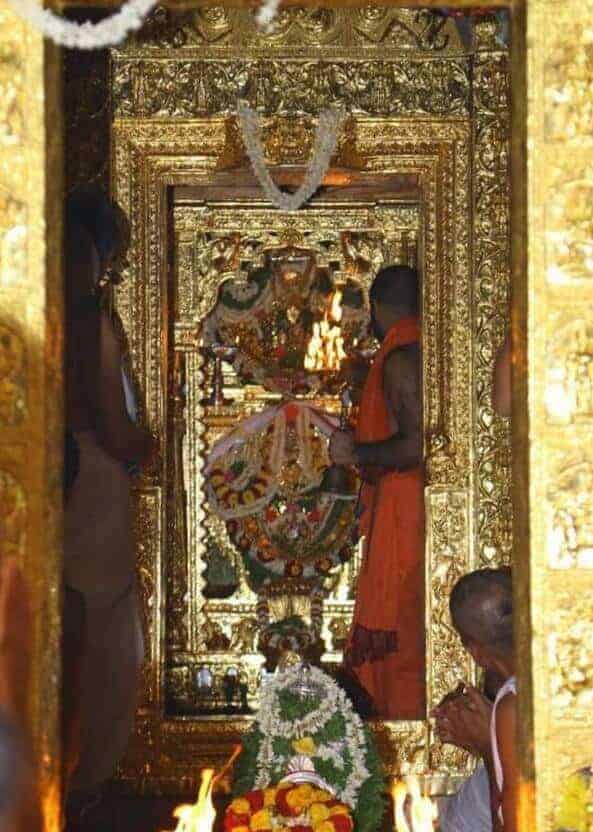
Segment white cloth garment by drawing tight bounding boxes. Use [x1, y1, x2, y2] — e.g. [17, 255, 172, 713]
[438, 764, 492, 832]
[121, 365, 138, 424]
[491, 675, 517, 824]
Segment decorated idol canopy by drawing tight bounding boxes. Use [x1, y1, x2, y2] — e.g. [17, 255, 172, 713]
[206, 402, 356, 591]
[203, 251, 369, 397]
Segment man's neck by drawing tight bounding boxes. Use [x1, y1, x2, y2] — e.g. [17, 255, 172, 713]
[378, 312, 417, 342]
[489, 655, 515, 681]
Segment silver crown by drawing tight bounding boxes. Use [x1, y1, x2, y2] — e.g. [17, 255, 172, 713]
[280, 755, 335, 795]
[288, 664, 324, 699]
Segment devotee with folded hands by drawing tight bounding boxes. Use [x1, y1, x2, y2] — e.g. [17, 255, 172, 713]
[435, 568, 517, 832]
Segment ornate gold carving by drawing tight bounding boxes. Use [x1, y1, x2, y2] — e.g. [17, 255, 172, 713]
[472, 47, 512, 566]
[124, 7, 465, 55]
[550, 603, 593, 711]
[107, 7, 510, 795]
[112, 115, 477, 789]
[0, 468, 26, 558]
[263, 117, 316, 165]
[133, 488, 162, 708]
[0, 323, 26, 425]
[230, 617, 259, 653]
[0, 189, 26, 287]
[0, 7, 62, 826]
[112, 58, 470, 119]
[169, 204, 418, 711]
[546, 456, 593, 570]
[426, 433, 459, 486]
[522, 4, 593, 827]
[545, 319, 593, 426]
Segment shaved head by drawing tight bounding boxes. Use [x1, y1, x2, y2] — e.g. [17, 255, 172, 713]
[369, 265, 419, 315]
[450, 568, 513, 655]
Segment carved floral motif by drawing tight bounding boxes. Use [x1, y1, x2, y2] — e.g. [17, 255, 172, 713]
[0, 323, 26, 425]
[0, 189, 26, 287]
[0, 469, 26, 559]
[550, 600, 593, 710]
[112, 58, 470, 120]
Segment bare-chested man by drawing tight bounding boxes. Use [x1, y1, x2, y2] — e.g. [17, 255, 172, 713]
[329, 265, 424, 719]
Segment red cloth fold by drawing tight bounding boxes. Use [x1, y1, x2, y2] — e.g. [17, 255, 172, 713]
[345, 316, 425, 720]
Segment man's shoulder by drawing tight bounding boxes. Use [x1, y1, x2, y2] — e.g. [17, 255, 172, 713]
[383, 343, 420, 374]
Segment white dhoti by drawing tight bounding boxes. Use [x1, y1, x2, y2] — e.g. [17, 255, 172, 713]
[64, 431, 144, 792]
[437, 764, 492, 832]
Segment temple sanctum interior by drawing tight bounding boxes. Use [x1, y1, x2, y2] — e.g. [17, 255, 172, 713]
[1, 1, 593, 831]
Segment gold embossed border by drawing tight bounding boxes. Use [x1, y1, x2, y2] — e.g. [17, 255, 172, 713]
[0, 7, 62, 829]
[110, 113, 477, 789]
[513, 0, 593, 827]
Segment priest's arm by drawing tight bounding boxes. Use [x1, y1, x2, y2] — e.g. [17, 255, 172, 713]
[329, 347, 422, 474]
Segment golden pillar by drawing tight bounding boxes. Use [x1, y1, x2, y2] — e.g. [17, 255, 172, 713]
[0, 6, 62, 830]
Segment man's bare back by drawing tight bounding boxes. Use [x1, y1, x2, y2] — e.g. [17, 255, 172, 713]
[329, 342, 422, 474]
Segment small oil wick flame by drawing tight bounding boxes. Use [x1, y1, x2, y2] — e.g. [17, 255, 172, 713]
[164, 745, 241, 832]
[392, 776, 437, 832]
[304, 289, 346, 372]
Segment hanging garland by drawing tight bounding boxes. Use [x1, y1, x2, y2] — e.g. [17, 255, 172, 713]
[256, 0, 283, 31]
[3, 0, 157, 49]
[238, 103, 346, 212]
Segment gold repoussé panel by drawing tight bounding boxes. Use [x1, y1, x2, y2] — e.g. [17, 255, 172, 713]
[107, 8, 512, 794]
[13, 1, 593, 828]
[514, 0, 593, 827]
[0, 6, 62, 831]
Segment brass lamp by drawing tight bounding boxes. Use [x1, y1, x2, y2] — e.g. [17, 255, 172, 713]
[320, 387, 357, 496]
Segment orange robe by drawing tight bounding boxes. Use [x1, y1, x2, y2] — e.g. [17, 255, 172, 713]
[344, 317, 425, 720]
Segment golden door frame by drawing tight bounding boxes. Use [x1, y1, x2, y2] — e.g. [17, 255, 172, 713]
[108, 7, 510, 793]
[111, 115, 486, 786]
[2, 1, 593, 830]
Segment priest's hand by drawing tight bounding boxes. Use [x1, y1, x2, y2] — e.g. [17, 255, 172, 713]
[329, 429, 357, 466]
[433, 685, 492, 759]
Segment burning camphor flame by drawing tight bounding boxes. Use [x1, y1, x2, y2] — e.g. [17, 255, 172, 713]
[168, 769, 217, 832]
[392, 776, 438, 832]
[304, 289, 346, 372]
[164, 746, 241, 832]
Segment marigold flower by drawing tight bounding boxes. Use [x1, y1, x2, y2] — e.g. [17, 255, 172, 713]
[286, 784, 314, 811]
[310, 803, 330, 824]
[311, 790, 333, 804]
[313, 821, 335, 832]
[224, 812, 250, 832]
[263, 787, 277, 808]
[251, 808, 272, 831]
[276, 787, 298, 817]
[329, 805, 350, 817]
[230, 798, 251, 816]
[292, 736, 316, 755]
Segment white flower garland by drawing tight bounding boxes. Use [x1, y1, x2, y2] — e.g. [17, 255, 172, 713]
[256, 0, 282, 31]
[255, 665, 370, 808]
[4, 0, 157, 49]
[238, 103, 346, 212]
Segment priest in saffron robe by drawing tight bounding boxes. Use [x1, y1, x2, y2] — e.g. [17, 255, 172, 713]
[329, 265, 425, 719]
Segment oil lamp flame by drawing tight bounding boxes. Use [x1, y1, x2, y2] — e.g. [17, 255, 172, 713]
[164, 746, 241, 832]
[304, 289, 346, 372]
[168, 769, 216, 832]
[330, 288, 343, 323]
[392, 777, 437, 832]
